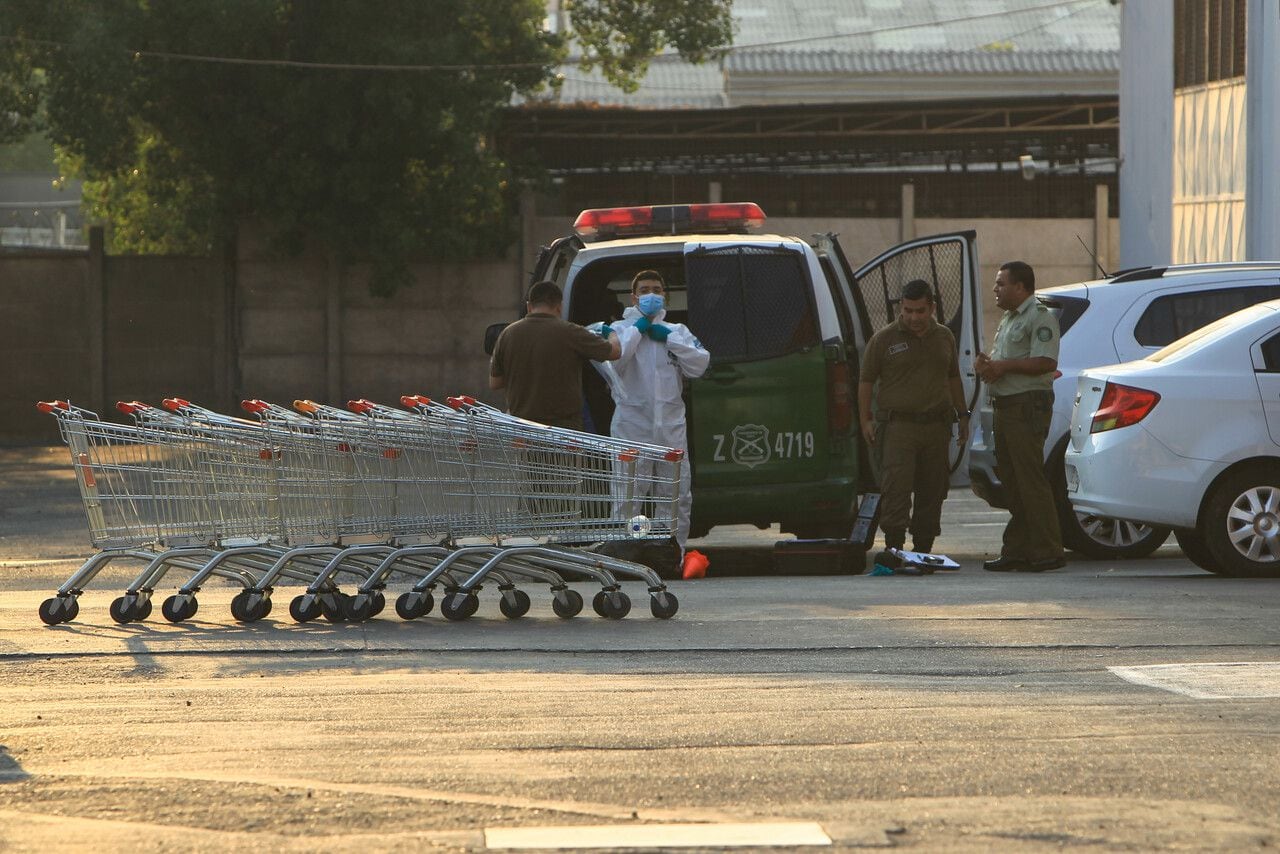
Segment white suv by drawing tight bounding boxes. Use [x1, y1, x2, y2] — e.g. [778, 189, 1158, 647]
[968, 262, 1280, 559]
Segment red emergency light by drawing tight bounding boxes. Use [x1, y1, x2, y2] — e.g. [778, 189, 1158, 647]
[572, 202, 766, 240]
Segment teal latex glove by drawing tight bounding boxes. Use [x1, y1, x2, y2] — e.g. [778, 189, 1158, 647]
[634, 316, 652, 335]
[598, 323, 613, 340]
[648, 323, 671, 342]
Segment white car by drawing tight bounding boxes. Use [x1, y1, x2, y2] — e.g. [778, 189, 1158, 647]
[969, 263, 1280, 559]
[1064, 299, 1280, 577]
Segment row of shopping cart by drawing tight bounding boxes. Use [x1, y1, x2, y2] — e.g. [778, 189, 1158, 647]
[36, 395, 684, 626]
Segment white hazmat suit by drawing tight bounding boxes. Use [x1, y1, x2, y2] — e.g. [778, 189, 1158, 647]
[592, 305, 711, 548]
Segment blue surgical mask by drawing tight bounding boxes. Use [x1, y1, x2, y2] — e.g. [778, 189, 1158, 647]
[637, 293, 665, 316]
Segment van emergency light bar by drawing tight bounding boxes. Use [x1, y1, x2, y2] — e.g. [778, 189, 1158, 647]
[573, 202, 766, 240]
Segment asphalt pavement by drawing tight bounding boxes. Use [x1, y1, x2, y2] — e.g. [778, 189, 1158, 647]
[1, 447, 1278, 852]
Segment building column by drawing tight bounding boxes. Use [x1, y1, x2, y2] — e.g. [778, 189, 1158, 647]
[1119, 1, 1173, 267]
[899, 183, 916, 242]
[1246, 0, 1280, 260]
[1093, 183, 1111, 276]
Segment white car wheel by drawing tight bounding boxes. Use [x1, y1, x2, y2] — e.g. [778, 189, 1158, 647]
[1203, 469, 1280, 578]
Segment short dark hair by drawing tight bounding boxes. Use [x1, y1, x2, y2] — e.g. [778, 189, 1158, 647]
[631, 269, 665, 293]
[526, 280, 562, 308]
[901, 279, 934, 302]
[999, 260, 1036, 292]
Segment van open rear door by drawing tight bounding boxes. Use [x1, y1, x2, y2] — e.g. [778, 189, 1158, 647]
[848, 231, 984, 476]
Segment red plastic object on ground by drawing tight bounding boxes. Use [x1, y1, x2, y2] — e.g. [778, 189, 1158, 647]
[682, 549, 709, 580]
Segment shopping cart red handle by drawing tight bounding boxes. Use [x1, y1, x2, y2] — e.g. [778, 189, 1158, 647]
[162, 397, 191, 412]
[400, 394, 431, 409]
[348, 399, 376, 414]
[241, 399, 270, 414]
[115, 401, 151, 414]
[445, 397, 468, 410]
[293, 399, 321, 414]
[36, 400, 70, 413]
[664, 449, 686, 462]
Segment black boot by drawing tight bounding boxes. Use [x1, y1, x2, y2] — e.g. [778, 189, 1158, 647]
[911, 538, 934, 554]
[883, 528, 905, 551]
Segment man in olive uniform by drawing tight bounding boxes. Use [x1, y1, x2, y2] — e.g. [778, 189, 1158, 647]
[859, 279, 970, 554]
[976, 261, 1065, 572]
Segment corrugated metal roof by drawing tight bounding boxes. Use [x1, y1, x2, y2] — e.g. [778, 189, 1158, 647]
[727, 48, 1118, 75]
[531, 0, 1119, 109]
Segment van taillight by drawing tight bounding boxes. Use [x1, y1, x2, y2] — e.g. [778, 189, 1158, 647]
[827, 359, 853, 434]
[1090, 381, 1160, 433]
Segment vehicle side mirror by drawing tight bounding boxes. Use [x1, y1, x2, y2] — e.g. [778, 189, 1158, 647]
[484, 322, 508, 356]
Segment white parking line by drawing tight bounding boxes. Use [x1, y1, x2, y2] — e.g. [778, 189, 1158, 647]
[1108, 662, 1280, 699]
[485, 822, 832, 849]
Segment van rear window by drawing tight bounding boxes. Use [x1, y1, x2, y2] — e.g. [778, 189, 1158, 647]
[685, 246, 818, 362]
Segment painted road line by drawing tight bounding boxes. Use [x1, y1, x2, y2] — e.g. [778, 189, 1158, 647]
[485, 821, 832, 849]
[1108, 662, 1280, 699]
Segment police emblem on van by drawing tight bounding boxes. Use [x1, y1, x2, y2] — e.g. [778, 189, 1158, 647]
[730, 424, 771, 469]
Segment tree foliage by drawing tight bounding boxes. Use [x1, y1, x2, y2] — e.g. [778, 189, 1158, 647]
[0, 0, 733, 292]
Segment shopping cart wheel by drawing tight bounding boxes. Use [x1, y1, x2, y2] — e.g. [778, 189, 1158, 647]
[592, 590, 609, 617]
[161, 594, 197, 623]
[344, 594, 375, 622]
[289, 594, 321, 623]
[649, 590, 679, 619]
[498, 589, 531, 620]
[552, 589, 584, 619]
[320, 592, 351, 623]
[38, 596, 77, 626]
[600, 591, 631, 620]
[230, 590, 268, 623]
[109, 596, 134, 625]
[137, 598, 153, 621]
[394, 591, 433, 620]
[441, 591, 479, 622]
[370, 591, 386, 617]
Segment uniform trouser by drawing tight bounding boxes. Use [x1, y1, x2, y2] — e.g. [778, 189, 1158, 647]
[993, 392, 1063, 560]
[876, 419, 951, 546]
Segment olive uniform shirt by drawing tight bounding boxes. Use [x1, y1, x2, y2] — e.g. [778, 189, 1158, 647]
[490, 314, 613, 429]
[988, 294, 1060, 397]
[860, 316, 960, 414]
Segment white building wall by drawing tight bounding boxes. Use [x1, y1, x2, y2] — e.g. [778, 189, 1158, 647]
[1172, 80, 1247, 263]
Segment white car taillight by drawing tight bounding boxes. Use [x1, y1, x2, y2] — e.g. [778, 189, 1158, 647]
[1090, 381, 1160, 433]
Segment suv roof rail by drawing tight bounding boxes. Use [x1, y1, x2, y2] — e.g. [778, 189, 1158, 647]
[1108, 261, 1280, 284]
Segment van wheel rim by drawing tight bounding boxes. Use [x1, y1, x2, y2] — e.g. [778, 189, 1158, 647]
[1226, 486, 1280, 562]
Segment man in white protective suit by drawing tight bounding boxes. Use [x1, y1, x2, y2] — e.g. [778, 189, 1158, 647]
[593, 269, 710, 557]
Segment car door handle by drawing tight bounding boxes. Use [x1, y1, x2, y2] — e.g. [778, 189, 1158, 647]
[703, 365, 743, 384]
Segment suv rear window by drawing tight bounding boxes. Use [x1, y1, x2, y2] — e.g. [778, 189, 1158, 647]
[1038, 295, 1089, 337]
[1133, 285, 1280, 347]
[685, 246, 818, 362]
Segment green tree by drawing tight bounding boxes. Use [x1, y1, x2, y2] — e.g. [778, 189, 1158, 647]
[0, 0, 732, 292]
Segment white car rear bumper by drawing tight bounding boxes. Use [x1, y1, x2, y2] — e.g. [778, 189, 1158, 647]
[1063, 426, 1211, 530]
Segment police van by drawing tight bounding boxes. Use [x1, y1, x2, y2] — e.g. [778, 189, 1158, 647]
[500, 202, 984, 541]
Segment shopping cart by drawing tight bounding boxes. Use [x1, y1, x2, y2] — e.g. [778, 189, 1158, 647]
[337, 395, 682, 621]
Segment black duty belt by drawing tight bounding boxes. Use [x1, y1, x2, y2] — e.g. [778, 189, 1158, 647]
[877, 408, 951, 423]
[991, 390, 1053, 409]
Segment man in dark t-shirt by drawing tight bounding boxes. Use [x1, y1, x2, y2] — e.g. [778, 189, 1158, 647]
[489, 280, 620, 429]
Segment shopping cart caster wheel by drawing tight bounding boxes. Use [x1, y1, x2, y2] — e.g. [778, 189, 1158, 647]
[231, 591, 268, 623]
[345, 594, 375, 622]
[394, 591, 432, 620]
[592, 590, 610, 617]
[650, 591, 679, 619]
[370, 591, 386, 617]
[289, 594, 321, 623]
[161, 594, 197, 623]
[255, 596, 272, 620]
[499, 589, 531, 620]
[601, 591, 631, 620]
[552, 589, 584, 619]
[441, 592, 479, 622]
[38, 596, 77, 626]
[320, 593, 350, 623]
[109, 596, 134, 624]
[136, 598, 153, 621]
